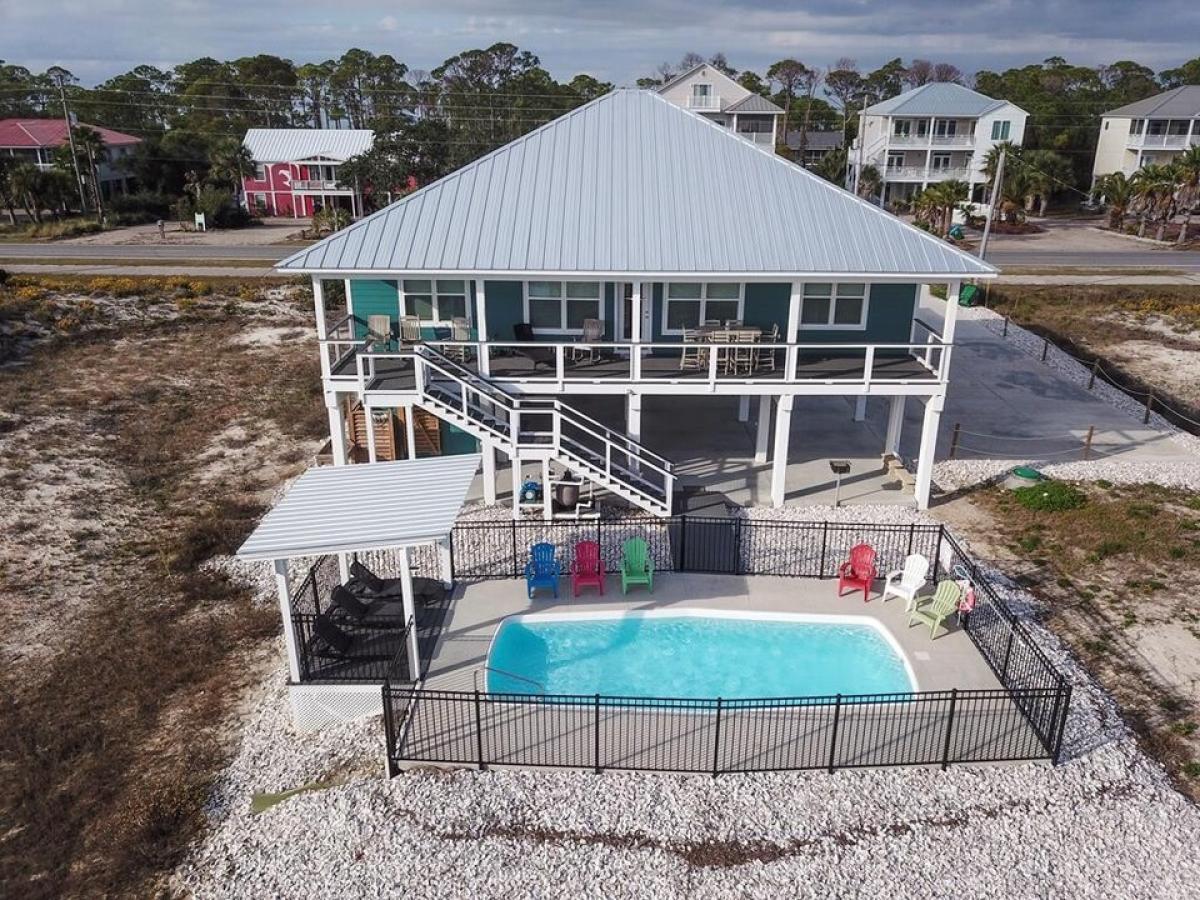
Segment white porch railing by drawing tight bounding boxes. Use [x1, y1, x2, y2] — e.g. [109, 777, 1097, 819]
[687, 94, 721, 111]
[292, 178, 346, 191]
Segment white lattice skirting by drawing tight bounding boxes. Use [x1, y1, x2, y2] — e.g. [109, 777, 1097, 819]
[290, 683, 384, 731]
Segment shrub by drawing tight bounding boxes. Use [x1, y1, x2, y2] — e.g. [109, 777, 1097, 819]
[107, 190, 174, 224]
[1012, 481, 1086, 512]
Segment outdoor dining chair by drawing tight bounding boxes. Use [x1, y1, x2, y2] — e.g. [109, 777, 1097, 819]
[755, 323, 780, 373]
[399, 315, 422, 344]
[881, 553, 931, 610]
[908, 580, 965, 639]
[570, 540, 604, 596]
[837, 543, 877, 602]
[570, 318, 604, 363]
[443, 316, 471, 363]
[679, 328, 709, 370]
[524, 542, 562, 598]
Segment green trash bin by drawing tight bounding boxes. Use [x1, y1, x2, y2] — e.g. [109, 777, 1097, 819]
[958, 284, 980, 307]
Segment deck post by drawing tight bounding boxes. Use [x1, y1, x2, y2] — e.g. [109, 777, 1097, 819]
[326, 396, 348, 466]
[885, 396, 905, 456]
[754, 395, 771, 463]
[313, 277, 330, 380]
[403, 403, 417, 459]
[770, 394, 794, 508]
[473, 279, 489, 376]
[510, 453, 522, 519]
[626, 392, 642, 443]
[542, 458, 553, 521]
[481, 445, 497, 505]
[365, 405, 378, 462]
[941, 280, 961, 380]
[737, 395, 750, 423]
[273, 559, 302, 682]
[914, 393, 944, 510]
[398, 546, 421, 676]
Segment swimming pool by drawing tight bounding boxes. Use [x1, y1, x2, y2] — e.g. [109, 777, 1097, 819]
[486, 610, 917, 699]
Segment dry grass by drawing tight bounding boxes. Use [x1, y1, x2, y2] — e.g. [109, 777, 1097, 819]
[948, 482, 1200, 798]
[0, 278, 324, 897]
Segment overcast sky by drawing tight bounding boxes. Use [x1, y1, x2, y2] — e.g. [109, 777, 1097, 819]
[2, 0, 1198, 85]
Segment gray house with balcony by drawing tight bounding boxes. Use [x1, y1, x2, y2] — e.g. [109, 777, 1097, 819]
[278, 88, 994, 516]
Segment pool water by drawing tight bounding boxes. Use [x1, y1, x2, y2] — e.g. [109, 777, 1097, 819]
[486, 611, 916, 699]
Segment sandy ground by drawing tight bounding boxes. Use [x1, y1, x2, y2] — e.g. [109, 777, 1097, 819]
[60, 220, 308, 247]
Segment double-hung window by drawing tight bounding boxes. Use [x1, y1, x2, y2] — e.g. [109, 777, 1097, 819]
[990, 120, 1011, 141]
[799, 283, 869, 330]
[402, 279, 469, 325]
[525, 281, 601, 333]
[663, 282, 743, 333]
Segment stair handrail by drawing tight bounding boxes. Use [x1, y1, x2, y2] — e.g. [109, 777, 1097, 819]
[413, 343, 516, 409]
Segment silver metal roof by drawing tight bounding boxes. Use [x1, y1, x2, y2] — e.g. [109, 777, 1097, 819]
[243, 128, 375, 163]
[237, 455, 481, 561]
[279, 89, 994, 278]
[865, 83, 1011, 118]
[1105, 86, 1200, 119]
[786, 129, 844, 151]
[725, 94, 784, 114]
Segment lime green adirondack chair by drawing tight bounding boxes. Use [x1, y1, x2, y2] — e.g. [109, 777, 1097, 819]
[620, 538, 654, 594]
[907, 580, 964, 639]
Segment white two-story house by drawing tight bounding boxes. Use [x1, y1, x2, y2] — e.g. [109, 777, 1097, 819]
[851, 83, 1027, 208]
[278, 89, 993, 521]
[656, 64, 783, 148]
[1091, 86, 1200, 187]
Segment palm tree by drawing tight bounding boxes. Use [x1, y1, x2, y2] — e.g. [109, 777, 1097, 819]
[1021, 149, 1073, 216]
[71, 126, 108, 220]
[1174, 146, 1200, 245]
[913, 181, 968, 235]
[857, 164, 881, 202]
[0, 156, 19, 225]
[1097, 171, 1134, 230]
[9, 163, 45, 223]
[1131, 164, 1176, 239]
[206, 138, 253, 197]
[981, 141, 1021, 204]
[813, 148, 847, 185]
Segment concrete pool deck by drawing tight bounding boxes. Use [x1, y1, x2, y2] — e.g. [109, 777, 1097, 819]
[421, 574, 1003, 694]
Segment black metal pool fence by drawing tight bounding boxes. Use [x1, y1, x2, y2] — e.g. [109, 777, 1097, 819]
[353, 517, 1069, 775]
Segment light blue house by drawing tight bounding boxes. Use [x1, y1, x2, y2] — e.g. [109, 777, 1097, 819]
[278, 89, 995, 514]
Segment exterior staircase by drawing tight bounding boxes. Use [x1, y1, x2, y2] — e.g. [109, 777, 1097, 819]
[361, 344, 675, 516]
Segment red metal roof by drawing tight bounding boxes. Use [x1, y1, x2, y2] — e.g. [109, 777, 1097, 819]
[0, 118, 142, 149]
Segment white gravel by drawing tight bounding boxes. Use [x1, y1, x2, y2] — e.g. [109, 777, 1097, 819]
[174, 504, 1200, 899]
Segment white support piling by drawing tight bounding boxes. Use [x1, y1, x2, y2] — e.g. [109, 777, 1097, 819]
[326, 398, 348, 466]
[274, 558, 301, 682]
[481, 444, 497, 505]
[511, 453, 522, 519]
[885, 396, 905, 456]
[853, 396, 867, 422]
[398, 547, 421, 675]
[914, 393, 944, 510]
[771, 394, 794, 508]
[737, 395, 750, 423]
[754, 395, 772, 464]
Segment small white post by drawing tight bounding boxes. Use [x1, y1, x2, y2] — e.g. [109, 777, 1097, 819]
[737, 395, 750, 423]
[474, 279, 489, 376]
[273, 559, 301, 682]
[885, 396, 905, 456]
[481, 445, 497, 505]
[771, 394, 794, 508]
[398, 547, 421, 675]
[404, 403, 417, 459]
[313, 276, 328, 339]
[365, 406, 378, 462]
[786, 280, 802, 382]
[327, 397, 348, 466]
[853, 396, 867, 422]
[511, 453, 522, 519]
[914, 393, 944, 510]
[338, 553, 351, 583]
[437, 538, 453, 588]
[754, 395, 772, 464]
[941, 280, 962, 381]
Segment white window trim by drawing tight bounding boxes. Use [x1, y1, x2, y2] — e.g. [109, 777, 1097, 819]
[798, 283, 871, 331]
[660, 282, 746, 336]
[522, 280, 603, 335]
[400, 279, 472, 327]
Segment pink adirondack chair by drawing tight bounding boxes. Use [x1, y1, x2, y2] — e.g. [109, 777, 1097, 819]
[837, 543, 878, 602]
[571, 540, 604, 597]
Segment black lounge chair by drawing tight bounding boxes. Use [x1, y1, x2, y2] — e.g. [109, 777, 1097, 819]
[330, 584, 407, 626]
[348, 561, 449, 607]
[307, 615, 396, 661]
[512, 323, 556, 370]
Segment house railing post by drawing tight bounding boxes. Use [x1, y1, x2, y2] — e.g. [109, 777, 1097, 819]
[827, 694, 842, 773]
[941, 688, 958, 770]
[1001, 627, 1015, 683]
[511, 519, 518, 579]
[933, 524, 944, 580]
[594, 693, 601, 774]
[678, 514, 688, 573]
[819, 522, 828, 576]
[711, 698, 723, 777]
[381, 684, 398, 778]
[473, 689, 486, 771]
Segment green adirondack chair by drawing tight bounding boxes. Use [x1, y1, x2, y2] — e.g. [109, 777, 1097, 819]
[907, 579, 964, 639]
[620, 538, 654, 594]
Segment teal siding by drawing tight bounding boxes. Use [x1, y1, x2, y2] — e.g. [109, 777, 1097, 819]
[349, 280, 400, 342]
[483, 280, 525, 342]
[440, 421, 480, 455]
[799, 283, 917, 344]
[743, 282, 790, 334]
[603, 282, 615, 340]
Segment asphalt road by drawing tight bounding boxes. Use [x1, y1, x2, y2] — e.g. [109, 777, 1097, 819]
[4, 241, 1200, 271]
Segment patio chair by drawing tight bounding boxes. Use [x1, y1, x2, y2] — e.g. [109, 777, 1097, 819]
[524, 542, 562, 598]
[443, 316, 471, 363]
[836, 543, 877, 602]
[728, 329, 757, 376]
[908, 580, 965, 639]
[570, 318, 604, 363]
[881, 553, 931, 610]
[754, 323, 779, 373]
[570, 540, 604, 596]
[367, 314, 394, 351]
[307, 615, 394, 662]
[679, 329, 709, 371]
[620, 537, 654, 594]
[512, 322, 556, 370]
[348, 560, 447, 606]
[399, 315, 422, 344]
[330, 584, 407, 627]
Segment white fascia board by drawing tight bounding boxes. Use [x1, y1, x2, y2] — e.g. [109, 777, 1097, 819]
[283, 268, 997, 281]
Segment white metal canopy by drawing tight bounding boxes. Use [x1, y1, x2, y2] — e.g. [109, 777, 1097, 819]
[238, 455, 482, 561]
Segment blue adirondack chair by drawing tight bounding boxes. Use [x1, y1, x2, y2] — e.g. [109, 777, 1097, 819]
[524, 542, 562, 599]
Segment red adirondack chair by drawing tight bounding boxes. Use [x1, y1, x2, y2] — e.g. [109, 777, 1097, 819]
[571, 540, 604, 597]
[837, 543, 877, 602]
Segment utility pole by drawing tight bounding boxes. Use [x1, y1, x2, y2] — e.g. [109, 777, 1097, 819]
[50, 68, 89, 217]
[978, 147, 1006, 260]
[850, 95, 867, 196]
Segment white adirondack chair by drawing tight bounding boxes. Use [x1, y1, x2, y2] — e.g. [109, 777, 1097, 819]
[882, 553, 930, 610]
